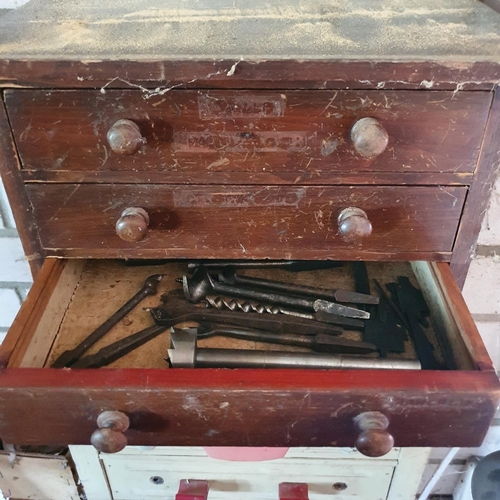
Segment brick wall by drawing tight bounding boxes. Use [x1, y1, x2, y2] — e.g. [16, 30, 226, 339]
[463, 175, 500, 371]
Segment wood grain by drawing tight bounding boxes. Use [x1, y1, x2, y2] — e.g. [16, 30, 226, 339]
[5, 90, 491, 176]
[451, 89, 500, 288]
[0, 259, 61, 368]
[1, 60, 500, 91]
[0, 368, 497, 448]
[0, 98, 44, 275]
[26, 184, 467, 260]
[21, 169, 474, 186]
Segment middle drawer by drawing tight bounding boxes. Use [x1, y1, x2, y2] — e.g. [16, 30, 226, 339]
[26, 184, 466, 260]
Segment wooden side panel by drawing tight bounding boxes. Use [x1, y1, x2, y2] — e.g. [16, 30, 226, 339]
[0, 368, 498, 448]
[451, 89, 500, 288]
[5, 90, 491, 177]
[0, 97, 43, 275]
[0, 259, 64, 368]
[26, 184, 466, 260]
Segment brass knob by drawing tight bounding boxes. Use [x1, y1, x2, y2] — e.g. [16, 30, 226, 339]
[337, 207, 372, 243]
[354, 411, 394, 457]
[107, 119, 144, 155]
[116, 207, 150, 242]
[90, 411, 130, 454]
[351, 117, 388, 159]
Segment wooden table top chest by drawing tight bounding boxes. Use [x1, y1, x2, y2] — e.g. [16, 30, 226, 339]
[0, 0, 499, 458]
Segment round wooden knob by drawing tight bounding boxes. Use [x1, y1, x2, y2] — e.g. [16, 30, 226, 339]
[116, 207, 150, 242]
[90, 410, 130, 454]
[354, 411, 394, 457]
[350, 117, 388, 159]
[107, 119, 144, 155]
[337, 207, 372, 243]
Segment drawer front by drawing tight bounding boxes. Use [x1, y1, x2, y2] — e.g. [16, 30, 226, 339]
[100, 453, 395, 500]
[0, 259, 498, 452]
[26, 184, 466, 259]
[6, 90, 491, 177]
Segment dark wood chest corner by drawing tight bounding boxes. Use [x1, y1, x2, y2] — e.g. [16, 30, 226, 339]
[0, 57, 499, 457]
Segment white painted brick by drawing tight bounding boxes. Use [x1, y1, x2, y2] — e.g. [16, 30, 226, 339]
[0, 178, 15, 228]
[0, 0, 30, 9]
[462, 256, 500, 315]
[0, 288, 21, 328]
[478, 175, 500, 246]
[0, 238, 32, 283]
[475, 321, 500, 371]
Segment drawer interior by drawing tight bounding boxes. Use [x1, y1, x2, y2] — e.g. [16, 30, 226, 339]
[3, 259, 486, 372]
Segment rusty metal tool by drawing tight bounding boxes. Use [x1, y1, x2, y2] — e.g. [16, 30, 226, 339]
[372, 279, 411, 333]
[167, 328, 421, 370]
[182, 267, 370, 320]
[71, 324, 167, 368]
[196, 323, 377, 354]
[52, 274, 163, 368]
[219, 267, 379, 305]
[150, 291, 344, 336]
[394, 276, 444, 370]
[187, 260, 343, 273]
[205, 295, 365, 329]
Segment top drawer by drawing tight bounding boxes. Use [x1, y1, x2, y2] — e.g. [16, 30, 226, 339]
[5, 90, 491, 177]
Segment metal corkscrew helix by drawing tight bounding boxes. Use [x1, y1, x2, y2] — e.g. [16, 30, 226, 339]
[206, 296, 282, 314]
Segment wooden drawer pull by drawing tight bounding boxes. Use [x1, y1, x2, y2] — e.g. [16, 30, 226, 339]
[116, 207, 150, 242]
[354, 411, 394, 457]
[107, 119, 144, 155]
[351, 117, 389, 158]
[90, 410, 130, 454]
[337, 207, 372, 243]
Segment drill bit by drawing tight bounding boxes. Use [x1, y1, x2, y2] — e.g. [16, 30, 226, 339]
[205, 295, 364, 329]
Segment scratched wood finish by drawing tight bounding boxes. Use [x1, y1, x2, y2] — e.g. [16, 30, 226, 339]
[451, 90, 500, 289]
[0, 99, 43, 276]
[1, 60, 500, 91]
[0, 368, 497, 448]
[26, 184, 466, 259]
[5, 90, 491, 176]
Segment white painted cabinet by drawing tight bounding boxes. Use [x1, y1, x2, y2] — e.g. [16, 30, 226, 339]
[70, 446, 430, 500]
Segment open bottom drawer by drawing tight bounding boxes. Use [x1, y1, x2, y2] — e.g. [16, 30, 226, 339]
[0, 259, 498, 455]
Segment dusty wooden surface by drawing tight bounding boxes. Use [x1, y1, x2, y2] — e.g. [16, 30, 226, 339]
[0, 0, 499, 61]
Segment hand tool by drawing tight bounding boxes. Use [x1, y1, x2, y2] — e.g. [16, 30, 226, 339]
[195, 323, 377, 354]
[182, 267, 370, 320]
[150, 291, 344, 336]
[187, 260, 343, 273]
[52, 274, 163, 368]
[219, 267, 379, 305]
[351, 262, 371, 312]
[167, 328, 421, 370]
[363, 298, 406, 357]
[393, 276, 444, 370]
[351, 264, 405, 356]
[71, 324, 167, 368]
[372, 279, 411, 333]
[205, 295, 365, 329]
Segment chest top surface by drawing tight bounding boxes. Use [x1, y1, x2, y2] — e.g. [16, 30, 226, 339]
[0, 0, 499, 61]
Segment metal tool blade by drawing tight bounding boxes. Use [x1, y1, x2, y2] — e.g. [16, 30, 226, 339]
[313, 300, 370, 320]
